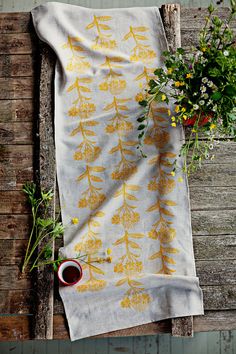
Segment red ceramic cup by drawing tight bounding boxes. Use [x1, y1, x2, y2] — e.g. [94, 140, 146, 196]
[57, 259, 83, 286]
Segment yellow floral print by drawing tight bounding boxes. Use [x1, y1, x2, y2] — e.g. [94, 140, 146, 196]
[99, 56, 126, 95]
[113, 183, 151, 311]
[123, 26, 156, 63]
[144, 105, 170, 149]
[62, 36, 91, 73]
[75, 211, 107, 292]
[86, 15, 117, 51]
[146, 105, 179, 274]
[135, 67, 155, 101]
[104, 97, 137, 180]
[77, 165, 106, 210]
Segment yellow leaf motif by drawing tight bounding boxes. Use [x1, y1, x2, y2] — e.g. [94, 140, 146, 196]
[149, 251, 162, 260]
[116, 278, 127, 286]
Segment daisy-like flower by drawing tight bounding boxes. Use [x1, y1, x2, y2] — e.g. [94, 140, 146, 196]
[193, 104, 199, 110]
[212, 105, 217, 112]
[203, 93, 209, 99]
[200, 86, 206, 93]
[199, 100, 205, 106]
[186, 73, 192, 79]
[223, 50, 229, 56]
[207, 80, 214, 87]
[210, 123, 216, 130]
[202, 77, 208, 84]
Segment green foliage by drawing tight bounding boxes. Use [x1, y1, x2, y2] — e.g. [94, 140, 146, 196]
[137, 2, 236, 174]
[21, 182, 64, 273]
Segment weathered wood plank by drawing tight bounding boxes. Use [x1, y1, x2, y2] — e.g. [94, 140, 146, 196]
[0, 33, 35, 54]
[0, 215, 31, 239]
[0, 9, 235, 34]
[196, 260, 236, 285]
[1, 283, 235, 315]
[0, 99, 33, 122]
[0, 144, 33, 190]
[0, 78, 33, 99]
[0, 54, 34, 77]
[192, 209, 236, 236]
[189, 163, 236, 187]
[34, 43, 56, 340]
[1, 310, 235, 341]
[193, 235, 236, 260]
[1, 235, 235, 266]
[0, 13, 32, 34]
[0, 265, 31, 290]
[180, 7, 236, 30]
[0, 191, 29, 214]
[1, 187, 235, 215]
[0, 122, 32, 144]
[190, 187, 236, 210]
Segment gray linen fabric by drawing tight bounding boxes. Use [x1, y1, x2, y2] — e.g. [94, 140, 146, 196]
[31, 2, 204, 341]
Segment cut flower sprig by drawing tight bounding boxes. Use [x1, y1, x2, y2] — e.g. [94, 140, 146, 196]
[137, 1, 236, 175]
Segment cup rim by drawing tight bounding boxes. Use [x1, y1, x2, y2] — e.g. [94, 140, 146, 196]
[57, 259, 83, 286]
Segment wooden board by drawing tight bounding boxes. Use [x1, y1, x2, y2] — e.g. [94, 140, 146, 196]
[0, 6, 235, 341]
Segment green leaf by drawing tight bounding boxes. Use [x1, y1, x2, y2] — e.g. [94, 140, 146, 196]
[138, 124, 146, 130]
[224, 85, 236, 97]
[139, 100, 148, 107]
[211, 92, 222, 101]
[137, 116, 146, 122]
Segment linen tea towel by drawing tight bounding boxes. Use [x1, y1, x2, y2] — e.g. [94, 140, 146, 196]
[31, 2, 204, 341]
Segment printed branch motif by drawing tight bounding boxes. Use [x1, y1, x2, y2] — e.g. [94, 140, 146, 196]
[146, 106, 179, 274]
[67, 77, 100, 162]
[113, 183, 151, 311]
[99, 56, 126, 95]
[74, 211, 107, 292]
[135, 67, 155, 102]
[77, 165, 106, 210]
[62, 36, 91, 73]
[104, 97, 137, 180]
[123, 26, 156, 63]
[86, 15, 117, 50]
[144, 106, 170, 149]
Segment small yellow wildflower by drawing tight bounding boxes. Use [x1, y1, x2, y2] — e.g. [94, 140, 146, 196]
[167, 109, 171, 116]
[183, 115, 187, 120]
[201, 47, 207, 52]
[210, 123, 216, 130]
[71, 217, 79, 225]
[186, 73, 192, 79]
[171, 171, 176, 176]
[139, 82, 143, 89]
[175, 105, 180, 113]
[107, 256, 112, 263]
[181, 107, 186, 112]
[180, 82, 185, 86]
[171, 116, 176, 122]
[161, 94, 166, 101]
[192, 128, 197, 133]
[178, 177, 183, 183]
[175, 81, 181, 87]
[106, 248, 112, 255]
[171, 122, 176, 127]
[167, 68, 173, 74]
[135, 93, 144, 102]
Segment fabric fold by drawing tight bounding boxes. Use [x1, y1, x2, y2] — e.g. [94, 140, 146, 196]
[31, 2, 204, 341]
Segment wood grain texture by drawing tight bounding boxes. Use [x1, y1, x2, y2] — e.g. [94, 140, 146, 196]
[0, 310, 236, 341]
[0, 77, 33, 99]
[0, 12, 32, 33]
[0, 215, 31, 239]
[0, 33, 35, 54]
[1, 283, 235, 314]
[0, 54, 34, 77]
[0, 99, 34, 122]
[0, 122, 33, 144]
[34, 42, 56, 340]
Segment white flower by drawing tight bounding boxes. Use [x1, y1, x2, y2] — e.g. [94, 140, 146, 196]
[193, 104, 199, 110]
[223, 50, 229, 56]
[209, 144, 214, 150]
[200, 86, 206, 93]
[203, 93, 209, 99]
[199, 100, 205, 106]
[207, 81, 214, 87]
[202, 77, 208, 83]
[212, 105, 217, 112]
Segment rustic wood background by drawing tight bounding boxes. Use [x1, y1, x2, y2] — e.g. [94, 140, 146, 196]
[0, 3, 235, 345]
